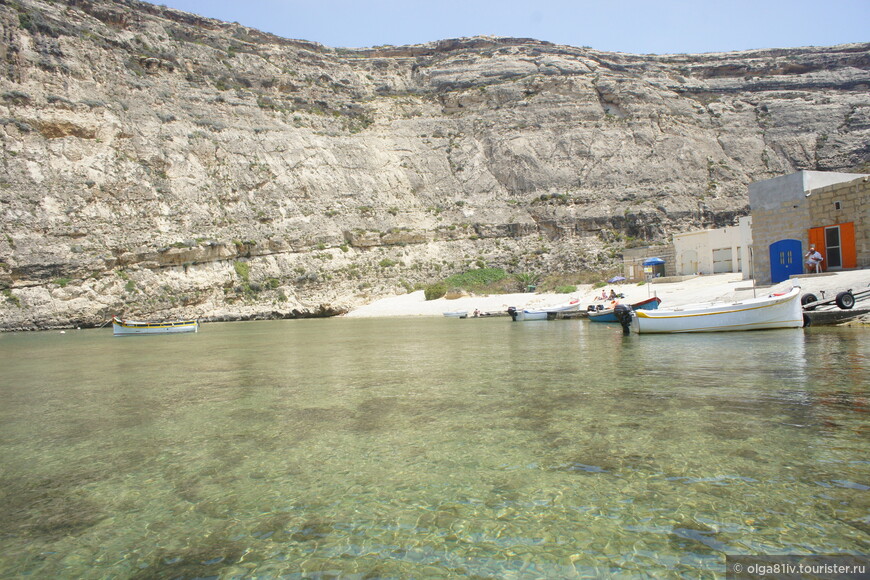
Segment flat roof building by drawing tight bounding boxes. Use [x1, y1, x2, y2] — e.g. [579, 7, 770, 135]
[748, 171, 869, 284]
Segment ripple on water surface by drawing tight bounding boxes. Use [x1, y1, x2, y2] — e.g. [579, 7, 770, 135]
[0, 320, 867, 577]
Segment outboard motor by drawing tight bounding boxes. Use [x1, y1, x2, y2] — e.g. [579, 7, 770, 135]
[507, 306, 518, 322]
[613, 303, 633, 335]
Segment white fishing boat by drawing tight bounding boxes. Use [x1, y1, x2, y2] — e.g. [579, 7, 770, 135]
[509, 308, 548, 321]
[630, 286, 803, 334]
[507, 299, 581, 321]
[443, 310, 468, 319]
[112, 316, 199, 336]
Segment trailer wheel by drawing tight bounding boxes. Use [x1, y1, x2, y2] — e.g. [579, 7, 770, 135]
[835, 291, 855, 310]
[801, 293, 819, 310]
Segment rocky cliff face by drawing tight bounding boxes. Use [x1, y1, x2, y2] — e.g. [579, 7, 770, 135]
[1, 0, 869, 329]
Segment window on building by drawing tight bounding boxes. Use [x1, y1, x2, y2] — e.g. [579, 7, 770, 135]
[825, 226, 842, 269]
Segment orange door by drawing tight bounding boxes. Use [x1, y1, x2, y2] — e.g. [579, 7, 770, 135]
[840, 222, 856, 268]
[808, 227, 826, 271]
[808, 222, 857, 270]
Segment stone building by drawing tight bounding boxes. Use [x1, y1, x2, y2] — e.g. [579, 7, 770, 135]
[748, 171, 870, 284]
[806, 176, 870, 271]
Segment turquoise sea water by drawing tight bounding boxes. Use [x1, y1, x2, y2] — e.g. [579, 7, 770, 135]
[0, 318, 867, 578]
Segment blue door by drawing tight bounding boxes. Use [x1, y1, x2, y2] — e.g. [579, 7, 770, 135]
[769, 239, 802, 283]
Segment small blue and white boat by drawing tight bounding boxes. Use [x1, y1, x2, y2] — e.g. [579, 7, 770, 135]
[588, 297, 661, 322]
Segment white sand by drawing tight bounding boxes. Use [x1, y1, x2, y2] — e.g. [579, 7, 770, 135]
[345, 270, 870, 318]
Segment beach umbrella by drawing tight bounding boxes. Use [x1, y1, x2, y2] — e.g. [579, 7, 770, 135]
[608, 276, 626, 283]
[642, 257, 665, 266]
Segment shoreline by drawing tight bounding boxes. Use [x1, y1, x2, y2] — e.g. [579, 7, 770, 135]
[345, 270, 870, 321]
[3, 270, 868, 331]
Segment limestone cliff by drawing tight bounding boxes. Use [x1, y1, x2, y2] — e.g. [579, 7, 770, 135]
[1, 0, 869, 329]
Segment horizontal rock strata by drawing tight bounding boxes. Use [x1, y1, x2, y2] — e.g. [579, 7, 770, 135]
[1, 0, 868, 329]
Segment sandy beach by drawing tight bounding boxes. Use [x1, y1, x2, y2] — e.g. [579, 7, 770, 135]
[345, 269, 870, 319]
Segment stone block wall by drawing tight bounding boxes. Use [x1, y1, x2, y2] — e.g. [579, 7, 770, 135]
[807, 176, 870, 268]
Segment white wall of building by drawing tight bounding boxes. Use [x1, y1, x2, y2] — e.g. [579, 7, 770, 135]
[673, 217, 753, 279]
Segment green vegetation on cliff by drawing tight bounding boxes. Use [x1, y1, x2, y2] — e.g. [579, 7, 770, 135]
[424, 268, 509, 300]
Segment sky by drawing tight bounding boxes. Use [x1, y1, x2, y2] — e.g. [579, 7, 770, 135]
[144, 0, 869, 55]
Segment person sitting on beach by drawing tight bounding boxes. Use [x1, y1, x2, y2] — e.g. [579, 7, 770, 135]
[597, 289, 607, 300]
[609, 289, 618, 300]
[805, 245, 823, 273]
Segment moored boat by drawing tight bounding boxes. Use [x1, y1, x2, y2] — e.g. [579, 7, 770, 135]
[443, 311, 468, 319]
[507, 299, 581, 321]
[588, 297, 662, 323]
[509, 308, 548, 321]
[112, 316, 199, 336]
[630, 287, 803, 334]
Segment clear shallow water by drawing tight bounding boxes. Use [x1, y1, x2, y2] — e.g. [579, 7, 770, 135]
[0, 318, 867, 578]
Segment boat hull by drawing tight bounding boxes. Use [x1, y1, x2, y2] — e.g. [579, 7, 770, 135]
[630, 288, 803, 334]
[112, 318, 198, 335]
[589, 297, 661, 323]
[516, 310, 548, 321]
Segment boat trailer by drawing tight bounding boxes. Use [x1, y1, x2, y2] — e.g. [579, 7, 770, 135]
[801, 287, 870, 311]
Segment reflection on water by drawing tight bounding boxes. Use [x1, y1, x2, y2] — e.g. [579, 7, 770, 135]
[0, 319, 867, 578]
